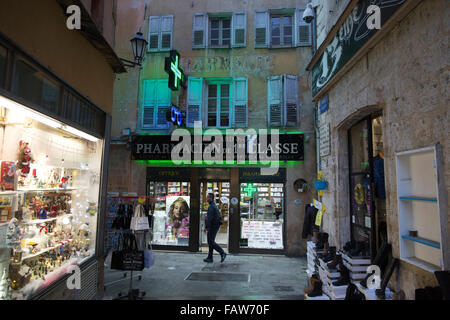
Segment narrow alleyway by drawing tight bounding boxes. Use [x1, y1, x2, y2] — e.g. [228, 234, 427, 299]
[103, 252, 307, 300]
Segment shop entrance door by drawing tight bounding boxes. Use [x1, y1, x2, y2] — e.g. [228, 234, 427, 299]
[199, 181, 230, 252]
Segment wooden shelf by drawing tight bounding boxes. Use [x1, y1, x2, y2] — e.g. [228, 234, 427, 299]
[399, 196, 437, 202]
[403, 256, 441, 273]
[402, 235, 440, 249]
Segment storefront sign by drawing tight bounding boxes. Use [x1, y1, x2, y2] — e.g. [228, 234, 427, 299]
[132, 134, 303, 163]
[243, 183, 258, 197]
[311, 0, 406, 97]
[319, 123, 330, 157]
[165, 50, 186, 91]
[166, 105, 185, 126]
[239, 168, 286, 183]
[147, 167, 191, 181]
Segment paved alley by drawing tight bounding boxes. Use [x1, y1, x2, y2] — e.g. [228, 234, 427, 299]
[103, 251, 307, 300]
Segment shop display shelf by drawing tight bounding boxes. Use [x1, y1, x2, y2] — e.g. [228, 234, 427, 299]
[305, 293, 330, 300]
[355, 283, 393, 300]
[401, 235, 440, 249]
[23, 214, 70, 225]
[398, 196, 437, 202]
[17, 187, 78, 192]
[342, 259, 370, 272]
[342, 253, 371, 265]
[21, 239, 73, 262]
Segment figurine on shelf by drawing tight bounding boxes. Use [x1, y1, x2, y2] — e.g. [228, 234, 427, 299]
[49, 203, 58, 218]
[38, 206, 48, 220]
[16, 141, 33, 180]
[86, 202, 97, 216]
[6, 218, 22, 250]
[59, 176, 68, 189]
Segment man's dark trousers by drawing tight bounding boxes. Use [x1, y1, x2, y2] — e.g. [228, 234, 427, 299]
[207, 226, 225, 259]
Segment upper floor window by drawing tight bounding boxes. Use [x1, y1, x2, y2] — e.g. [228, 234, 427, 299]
[148, 15, 174, 52]
[267, 75, 299, 127]
[193, 12, 246, 49]
[0, 45, 7, 88]
[186, 77, 248, 128]
[141, 79, 171, 129]
[210, 18, 231, 47]
[254, 9, 312, 48]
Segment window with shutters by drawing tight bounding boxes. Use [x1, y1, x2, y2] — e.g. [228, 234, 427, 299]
[267, 75, 299, 127]
[255, 9, 312, 48]
[271, 15, 293, 47]
[207, 83, 231, 128]
[193, 12, 246, 49]
[148, 15, 173, 52]
[210, 18, 231, 47]
[141, 79, 171, 129]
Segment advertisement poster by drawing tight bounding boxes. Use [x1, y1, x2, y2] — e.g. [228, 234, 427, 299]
[165, 196, 190, 238]
[241, 220, 283, 249]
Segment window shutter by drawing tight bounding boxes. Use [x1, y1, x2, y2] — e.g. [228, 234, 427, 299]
[156, 80, 170, 129]
[187, 77, 203, 127]
[284, 75, 299, 126]
[295, 9, 312, 46]
[142, 106, 155, 128]
[267, 76, 282, 126]
[160, 15, 173, 50]
[232, 12, 246, 47]
[148, 16, 161, 52]
[193, 13, 207, 48]
[254, 11, 269, 48]
[233, 78, 248, 127]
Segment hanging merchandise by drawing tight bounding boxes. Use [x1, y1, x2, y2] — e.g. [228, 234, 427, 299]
[1, 161, 16, 191]
[354, 183, 365, 205]
[111, 233, 144, 271]
[16, 141, 34, 181]
[130, 204, 150, 231]
[86, 202, 97, 216]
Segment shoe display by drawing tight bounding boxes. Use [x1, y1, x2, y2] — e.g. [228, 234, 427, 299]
[307, 277, 323, 297]
[322, 247, 336, 262]
[303, 274, 320, 295]
[332, 264, 350, 286]
[327, 253, 342, 270]
[375, 257, 399, 299]
[434, 271, 450, 300]
[345, 283, 365, 300]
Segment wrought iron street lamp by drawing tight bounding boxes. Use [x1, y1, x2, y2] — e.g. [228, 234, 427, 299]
[120, 32, 148, 67]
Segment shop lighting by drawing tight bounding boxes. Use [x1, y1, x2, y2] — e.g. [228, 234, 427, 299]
[0, 95, 60, 128]
[0, 95, 99, 142]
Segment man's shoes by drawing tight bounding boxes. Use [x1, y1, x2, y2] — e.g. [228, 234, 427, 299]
[203, 258, 213, 263]
[221, 253, 227, 263]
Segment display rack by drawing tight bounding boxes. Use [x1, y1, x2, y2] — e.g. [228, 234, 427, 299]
[342, 253, 371, 281]
[395, 145, 449, 272]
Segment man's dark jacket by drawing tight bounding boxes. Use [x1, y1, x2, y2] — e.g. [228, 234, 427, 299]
[206, 202, 222, 230]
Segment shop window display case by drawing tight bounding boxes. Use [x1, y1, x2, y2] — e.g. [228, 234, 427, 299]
[0, 99, 103, 300]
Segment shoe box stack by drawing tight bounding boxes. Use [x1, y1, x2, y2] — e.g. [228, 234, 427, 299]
[342, 253, 371, 282]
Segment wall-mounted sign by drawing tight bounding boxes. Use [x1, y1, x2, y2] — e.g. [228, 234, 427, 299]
[243, 183, 258, 197]
[164, 50, 186, 91]
[311, 0, 406, 97]
[320, 95, 329, 114]
[132, 134, 304, 163]
[166, 105, 185, 126]
[231, 197, 239, 206]
[239, 168, 286, 183]
[319, 123, 330, 157]
[146, 167, 191, 182]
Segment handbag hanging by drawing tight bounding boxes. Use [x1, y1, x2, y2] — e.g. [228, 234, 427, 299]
[121, 233, 145, 271]
[130, 204, 150, 231]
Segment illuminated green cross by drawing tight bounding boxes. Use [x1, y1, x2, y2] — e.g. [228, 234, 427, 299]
[243, 183, 258, 197]
[171, 54, 182, 89]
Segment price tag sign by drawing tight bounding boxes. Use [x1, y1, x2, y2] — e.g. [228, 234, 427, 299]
[314, 201, 326, 226]
[313, 199, 322, 211]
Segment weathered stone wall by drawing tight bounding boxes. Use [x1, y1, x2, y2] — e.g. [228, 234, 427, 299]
[317, 0, 449, 299]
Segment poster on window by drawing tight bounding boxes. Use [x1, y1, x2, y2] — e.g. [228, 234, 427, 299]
[165, 196, 190, 238]
[241, 220, 283, 249]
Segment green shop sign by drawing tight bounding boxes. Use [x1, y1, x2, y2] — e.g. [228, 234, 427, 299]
[311, 0, 405, 97]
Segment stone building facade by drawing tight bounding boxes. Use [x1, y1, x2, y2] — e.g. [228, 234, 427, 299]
[308, 0, 449, 299]
[109, 0, 318, 256]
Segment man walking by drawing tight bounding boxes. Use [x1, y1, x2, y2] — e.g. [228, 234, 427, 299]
[204, 193, 227, 263]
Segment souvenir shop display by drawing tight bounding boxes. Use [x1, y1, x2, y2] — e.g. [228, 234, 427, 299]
[0, 108, 103, 300]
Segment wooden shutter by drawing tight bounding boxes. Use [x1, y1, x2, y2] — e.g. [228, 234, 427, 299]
[148, 16, 161, 52]
[295, 9, 312, 46]
[156, 80, 170, 129]
[142, 80, 157, 128]
[233, 78, 248, 127]
[232, 12, 246, 47]
[160, 15, 173, 50]
[254, 11, 269, 48]
[187, 77, 203, 127]
[193, 13, 207, 48]
[284, 75, 299, 126]
[267, 76, 282, 126]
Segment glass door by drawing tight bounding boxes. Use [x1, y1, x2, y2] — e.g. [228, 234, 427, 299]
[199, 181, 230, 251]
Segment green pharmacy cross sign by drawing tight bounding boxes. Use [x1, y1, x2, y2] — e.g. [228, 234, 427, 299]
[243, 183, 258, 197]
[165, 50, 186, 91]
